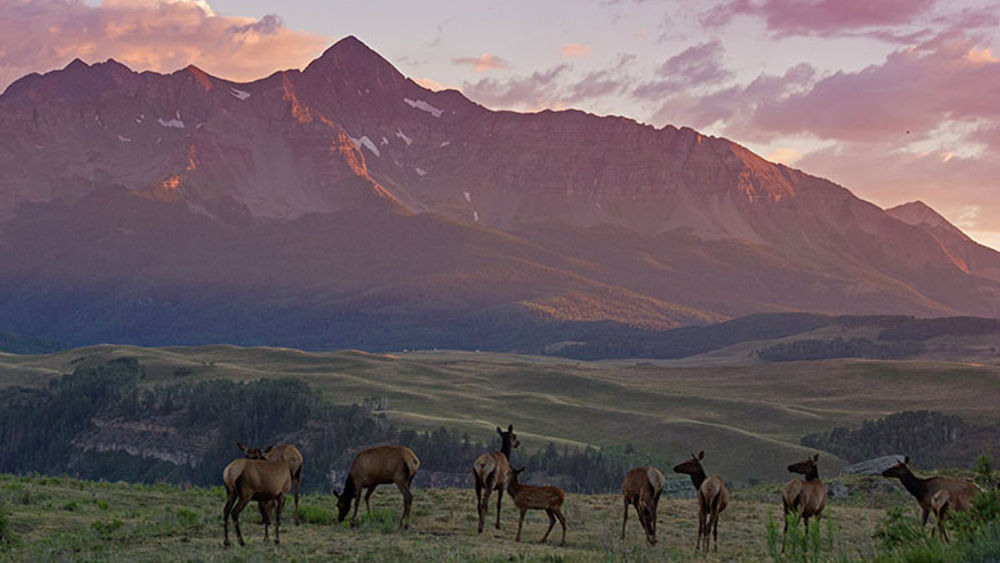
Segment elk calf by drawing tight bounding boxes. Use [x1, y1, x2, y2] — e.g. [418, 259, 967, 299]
[506, 467, 567, 546]
[222, 456, 292, 547]
[882, 456, 980, 542]
[674, 451, 728, 552]
[333, 445, 420, 529]
[781, 453, 825, 553]
[621, 466, 665, 545]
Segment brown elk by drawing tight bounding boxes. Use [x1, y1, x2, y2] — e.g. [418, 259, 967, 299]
[333, 445, 420, 529]
[781, 453, 825, 553]
[506, 467, 567, 546]
[620, 466, 665, 545]
[473, 424, 520, 533]
[222, 455, 292, 547]
[674, 451, 729, 552]
[881, 456, 980, 542]
[238, 442, 304, 525]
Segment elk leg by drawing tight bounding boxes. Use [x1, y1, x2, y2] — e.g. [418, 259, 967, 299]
[259, 501, 272, 542]
[474, 473, 485, 534]
[620, 499, 629, 540]
[394, 477, 414, 529]
[293, 468, 302, 526]
[223, 489, 238, 547]
[541, 509, 556, 543]
[231, 495, 251, 547]
[364, 485, 377, 513]
[781, 509, 790, 554]
[698, 506, 706, 551]
[350, 485, 362, 527]
[921, 507, 930, 527]
[712, 511, 720, 552]
[494, 485, 504, 530]
[274, 494, 285, 545]
[555, 507, 567, 547]
[516, 508, 526, 542]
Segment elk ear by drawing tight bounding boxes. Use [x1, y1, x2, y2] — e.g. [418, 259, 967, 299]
[904, 455, 910, 464]
[264, 445, 274, 453]
[497, 426, 503, 435]
[237, 442, 247, 452]
[507, 424, 513, 433]
[698, 450, 705, 460]
[813, 454, 820, 462]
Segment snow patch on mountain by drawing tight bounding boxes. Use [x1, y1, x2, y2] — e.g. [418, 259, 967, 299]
[157, 111, 185, 128]
[404, 98, 443, 117]
[229, 87, 251, 100]
[350, 135, 380, 157]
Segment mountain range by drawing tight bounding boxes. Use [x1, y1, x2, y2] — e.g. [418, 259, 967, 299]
[0, 36, 997, 350]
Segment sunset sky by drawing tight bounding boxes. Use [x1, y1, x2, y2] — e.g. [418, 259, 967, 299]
[2, 0, 999, 251]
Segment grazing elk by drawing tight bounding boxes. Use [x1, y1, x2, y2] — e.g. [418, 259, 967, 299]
[782, 453, 825, 553]
[333, 445, 420, 529]
[222, 455, 292, 547]
[506, 467, 567, 546]
[674, 451, 729, 552]
[881, 456, 980, 542]
[620, 466, 665, 545]
[473, 424, 520, 533]
[238, 442, 304, 525]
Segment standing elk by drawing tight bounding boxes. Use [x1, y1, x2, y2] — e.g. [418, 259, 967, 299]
[473, 424, 520, 533]
[781, 453, 825, 553]
[506, 467, 567, 546]
[222, 454, 292, 547]
[881, 455, 980, 541]
[238, 442, 304, 525]
[333, 445, 420, 529]
[620, 466, 665, 545]
[674, 451, 729, 552]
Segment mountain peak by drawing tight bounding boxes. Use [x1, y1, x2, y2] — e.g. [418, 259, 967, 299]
[302, 36, 405, 91]
[886, 200, 968, 240]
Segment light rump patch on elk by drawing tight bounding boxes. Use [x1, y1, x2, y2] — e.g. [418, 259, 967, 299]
[881, 455, 980, 542]
[507, 467, 567, 546]
[781, 453, 825, 553]
[472, 424, 520, 533]
[333, 445, 420, 529]
[222, 455, 292, 547]
[620, 466, 665, 545]
[674, 450, 729, 552]
[238, 442, 304, 526]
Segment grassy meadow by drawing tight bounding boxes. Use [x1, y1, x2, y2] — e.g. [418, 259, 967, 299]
[1, 471, 920, 562]
[1, 345, 997, 483]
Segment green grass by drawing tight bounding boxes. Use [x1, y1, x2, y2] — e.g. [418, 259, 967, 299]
[0, 472, 906, 562]
[1, 346, 998, 483]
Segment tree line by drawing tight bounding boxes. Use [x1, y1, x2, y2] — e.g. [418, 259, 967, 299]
[801, 410, 999, 468]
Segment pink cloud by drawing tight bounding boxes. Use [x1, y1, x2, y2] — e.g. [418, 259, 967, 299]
[751, 35, 1000, 141]
[562, 44, 592, 59]
[462, 65, 569, 109]
[701, 0, 937, 38]
[0, 0, 329, 91]
[452, 53, 511, 72]
[634, 40, 732, 101]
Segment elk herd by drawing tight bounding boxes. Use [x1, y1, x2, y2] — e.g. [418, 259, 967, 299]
[221, 426, 985, 551]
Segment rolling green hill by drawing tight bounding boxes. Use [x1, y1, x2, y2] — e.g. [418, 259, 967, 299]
[1, 344, 997, 484]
